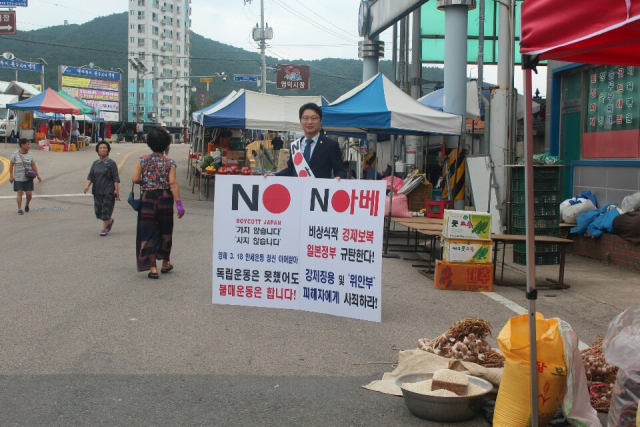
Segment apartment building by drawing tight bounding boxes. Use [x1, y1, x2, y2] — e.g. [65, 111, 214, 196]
[127, 0, 192, 126]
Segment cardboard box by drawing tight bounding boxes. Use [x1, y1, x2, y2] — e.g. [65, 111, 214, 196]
[442, 237, 493, 264]
[443, 210, 492, 241]
[434, 260, 493, 292]
[226, 151, 245, 160]
[50, 144, 63, 152]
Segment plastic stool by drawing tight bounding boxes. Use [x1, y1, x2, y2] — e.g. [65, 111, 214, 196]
[425, 199, 454, 218]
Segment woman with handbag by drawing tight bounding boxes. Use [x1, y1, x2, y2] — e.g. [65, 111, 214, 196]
[9, 138, 41, 215]
[132, 128, 185, 279]
[84, 140, 120, 236]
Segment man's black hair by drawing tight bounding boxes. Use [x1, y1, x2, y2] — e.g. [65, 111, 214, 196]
[299, 103, 322, 120]
[146, 128, 171, 153]
[18, 138, 29, 147]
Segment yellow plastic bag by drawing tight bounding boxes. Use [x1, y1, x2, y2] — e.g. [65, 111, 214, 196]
[493, 313, 567, 427]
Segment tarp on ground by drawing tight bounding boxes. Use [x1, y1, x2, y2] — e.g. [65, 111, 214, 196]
[7, 88, 81, 114]
[57, 90, 99, 115]
[418, 81, 541, 120]
[321, 72, 462, 136]
[199, 89, 328, 131]
[192, 90, 237, 124]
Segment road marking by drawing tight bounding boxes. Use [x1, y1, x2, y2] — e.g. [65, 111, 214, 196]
[481, 291, 589, 350]
[118, 148, 147, 171]
[0, 193, 91, 199]
[0, 156, 10, 185]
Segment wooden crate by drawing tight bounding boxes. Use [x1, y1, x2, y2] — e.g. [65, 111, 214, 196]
[406, 181, 433, 211]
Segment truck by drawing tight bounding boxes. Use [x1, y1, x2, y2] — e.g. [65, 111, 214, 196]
[0, 94, 19, 142]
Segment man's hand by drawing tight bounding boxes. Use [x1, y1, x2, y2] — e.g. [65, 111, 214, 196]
[9, 176, 14, 184]
[37, 175, 42, 182]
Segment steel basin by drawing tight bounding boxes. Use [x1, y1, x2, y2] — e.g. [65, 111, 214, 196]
[395, 371, 493, 422]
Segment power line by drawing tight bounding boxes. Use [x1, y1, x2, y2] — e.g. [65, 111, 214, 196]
[292, 0, 358, 41]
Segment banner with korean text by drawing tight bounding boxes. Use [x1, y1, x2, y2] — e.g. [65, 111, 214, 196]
[212, 176, 386, 322]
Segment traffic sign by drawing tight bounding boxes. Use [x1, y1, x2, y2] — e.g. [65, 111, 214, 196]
[200, 77, 213, 83]
[0, 11, 16, 35]
[0, 0, 27, 6]
[233, 75, 258, 83]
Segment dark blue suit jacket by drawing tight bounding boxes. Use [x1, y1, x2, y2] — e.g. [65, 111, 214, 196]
[275, 135, 347, 179]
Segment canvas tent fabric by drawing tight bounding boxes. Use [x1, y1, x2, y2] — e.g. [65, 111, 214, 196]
[199, 89, 328, 131]
[192, 90, 237, 124]
[520, 0, 640, 65]
[4, 81, 41, 97]
[321, 73, 462, 135]
[418, 81, 541, 120]
[7, 88, 81, 114]
[0, 94, 19, 109]
[57, 90, 98, 115]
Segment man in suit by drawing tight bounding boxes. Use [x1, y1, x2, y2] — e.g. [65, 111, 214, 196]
[275, 103, 346, 179]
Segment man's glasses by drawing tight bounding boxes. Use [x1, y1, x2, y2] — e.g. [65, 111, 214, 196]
[301, 116, 320, 122]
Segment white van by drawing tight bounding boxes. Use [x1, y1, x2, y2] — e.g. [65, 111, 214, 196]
[0, 94, 19, 141]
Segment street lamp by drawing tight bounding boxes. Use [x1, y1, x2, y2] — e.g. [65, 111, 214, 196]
[128, 58, 148, 123]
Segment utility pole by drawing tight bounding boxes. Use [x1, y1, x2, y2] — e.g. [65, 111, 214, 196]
[260, 0, 266, 94]
[129, 58, 147, 122]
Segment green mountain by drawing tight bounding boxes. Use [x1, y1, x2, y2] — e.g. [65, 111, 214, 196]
[0, 12, 443, 109]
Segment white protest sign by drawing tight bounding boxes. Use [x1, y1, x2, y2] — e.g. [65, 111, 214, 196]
[212, 176, 386, 322]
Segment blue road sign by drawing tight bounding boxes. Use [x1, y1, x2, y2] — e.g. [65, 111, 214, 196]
[0, 0, 28, 6]
[233, 75, 258, 83]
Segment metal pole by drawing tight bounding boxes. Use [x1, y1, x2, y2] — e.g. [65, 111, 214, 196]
[384, 135, 396, 255]
[136, 67, 140, 124]
[260, 0, 267, 93]
[184, 85, 188, 141]
[392, 24, 398, 85]
[523, 67, 539, 427]
[40, 66, 44, 90]
[410, 8, 422, 100]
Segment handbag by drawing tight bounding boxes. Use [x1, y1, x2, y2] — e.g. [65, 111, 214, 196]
[18, 152, 37, 180]
[128, 183, 141, 211]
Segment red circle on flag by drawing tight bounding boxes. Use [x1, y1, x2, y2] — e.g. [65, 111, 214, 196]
[262, 184, 291, 214]
[299, 170, 308, 177]
[331, 190, 350, 213]
[293, 152, 303, 166]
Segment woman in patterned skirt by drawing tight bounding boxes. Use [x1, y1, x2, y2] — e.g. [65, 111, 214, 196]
[84, 141, 120, 236]
[132, 128, 185, 279]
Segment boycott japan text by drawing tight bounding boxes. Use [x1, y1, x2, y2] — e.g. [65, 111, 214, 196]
[212, 176, 386, 322]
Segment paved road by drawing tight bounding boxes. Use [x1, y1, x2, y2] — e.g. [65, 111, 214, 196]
[0, 142, 631, 426]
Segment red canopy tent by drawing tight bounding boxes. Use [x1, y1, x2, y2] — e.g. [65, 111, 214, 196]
[519, 1, 640, 424]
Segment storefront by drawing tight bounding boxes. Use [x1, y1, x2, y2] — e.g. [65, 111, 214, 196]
[548, 61, 640, 205]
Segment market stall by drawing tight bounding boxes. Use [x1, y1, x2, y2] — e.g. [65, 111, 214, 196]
[7, 88, 81, 151]
[518, 2, 640, 424]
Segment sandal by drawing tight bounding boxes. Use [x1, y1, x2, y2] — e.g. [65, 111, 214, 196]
[160, 264, 174, 274]
[107, 218, 114, 232]
[100, 230, 108, 236]
[148, 271, 159, 279]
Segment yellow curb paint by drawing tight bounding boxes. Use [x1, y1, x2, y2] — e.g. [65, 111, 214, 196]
[0, 156, 10, 186]
[117, 148, 146, 171]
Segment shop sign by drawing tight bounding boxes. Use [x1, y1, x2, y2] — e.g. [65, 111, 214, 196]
[0, 57, 41, 72]
[98, 111, 119, 122]
[61, 75, 119, 91]
[0, 11, 16, 34]
[276, 64, 310, 90]
[212, 176, 385, 322]
[60, 65, 120, 81]
[0, 0, 27, 6]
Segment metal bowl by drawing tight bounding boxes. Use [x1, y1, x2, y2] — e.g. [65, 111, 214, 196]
[395, 371, 493, 422]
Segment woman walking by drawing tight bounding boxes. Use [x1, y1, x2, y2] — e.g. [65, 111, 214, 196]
[84, 140, 120, 236]
[9, 138, 42, 215]
[132, 128, 185, 279]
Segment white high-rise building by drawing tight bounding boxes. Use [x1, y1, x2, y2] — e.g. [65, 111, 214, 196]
[127, 0, 192, 127]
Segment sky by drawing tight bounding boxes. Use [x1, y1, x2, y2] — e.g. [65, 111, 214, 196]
[13, 0, 547, 96]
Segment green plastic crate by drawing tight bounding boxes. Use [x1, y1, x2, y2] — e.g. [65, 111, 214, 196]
[511, 167, 560, 182]
[514, 243, 560, 253]
[511, 191, 559, 204]
[513, 251, 561, 266]
[512, 203, 558, 217]
[512, 215, 559, 229]
[511, 226, 560, 237]
[512, 179, 560, 192]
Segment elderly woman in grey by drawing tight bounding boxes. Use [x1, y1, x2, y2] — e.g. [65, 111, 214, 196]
[84, 140, 120, 236]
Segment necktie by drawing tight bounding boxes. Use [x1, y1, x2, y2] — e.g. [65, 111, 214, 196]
[303, 138, 314, 162]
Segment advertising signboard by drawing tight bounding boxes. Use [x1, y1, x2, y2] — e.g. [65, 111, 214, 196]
[98, 111, 119, 122]
[62, 87, 119, 102]
[84, 99, 119, 112]
[61, 75, 119, 91]
[0, 0, 28, 6]
[0, 57, 42, 73]
[276, 64, 310, 90]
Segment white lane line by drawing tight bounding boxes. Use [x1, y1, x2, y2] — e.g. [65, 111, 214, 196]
[0, 193, 91, 199]
[481, 291, 589, 350]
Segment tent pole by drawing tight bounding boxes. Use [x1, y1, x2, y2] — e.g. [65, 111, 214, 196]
[384, 135, 396, 255]
[523, 67, 539, 426]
